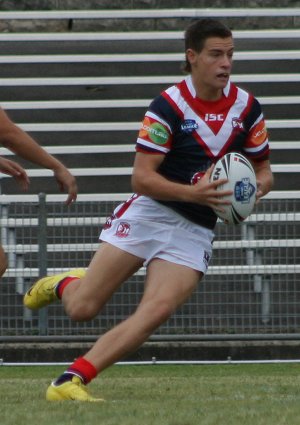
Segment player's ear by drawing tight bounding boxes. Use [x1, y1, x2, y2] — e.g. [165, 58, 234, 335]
[186, 48, 198, 66]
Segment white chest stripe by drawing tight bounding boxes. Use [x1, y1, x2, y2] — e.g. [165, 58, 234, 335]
[166, 85, 250, 157]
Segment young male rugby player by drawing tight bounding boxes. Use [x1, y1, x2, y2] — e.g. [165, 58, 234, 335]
[24, 18, 273, 401]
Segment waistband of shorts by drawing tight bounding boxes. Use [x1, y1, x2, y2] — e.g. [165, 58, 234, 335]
[130, 195, 215, 240]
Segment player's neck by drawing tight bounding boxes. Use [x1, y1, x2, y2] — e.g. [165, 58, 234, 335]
[192, 77, 223, 102]
[196, 87, 223, 102]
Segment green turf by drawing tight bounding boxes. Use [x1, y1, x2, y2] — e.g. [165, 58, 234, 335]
[1, 364, 300, 425]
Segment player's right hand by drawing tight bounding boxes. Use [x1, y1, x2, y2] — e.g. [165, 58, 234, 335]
[191, 164, 232, 212]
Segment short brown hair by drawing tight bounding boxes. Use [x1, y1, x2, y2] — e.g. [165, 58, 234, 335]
[184, 18, 232, 73]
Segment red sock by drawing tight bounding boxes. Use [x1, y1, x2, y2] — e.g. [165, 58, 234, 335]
[56, 276, 79, 299]
[67, 357, 98, 384]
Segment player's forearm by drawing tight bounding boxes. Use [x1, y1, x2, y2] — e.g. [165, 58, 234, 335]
[252, 160, 274, 198]
[0, 108, 67, 172]
[131, 169, 193, 202]
[259, 170, 274, 196]
[1, 126, 66, 172]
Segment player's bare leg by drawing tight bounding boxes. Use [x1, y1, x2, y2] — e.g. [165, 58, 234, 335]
[61, 243, 144, 321]
[24, 242, 143, 312]
[83, 259, 202, 371]
[46, 243, 144, 401]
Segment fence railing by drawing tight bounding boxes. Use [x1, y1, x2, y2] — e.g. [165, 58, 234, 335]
[0, 193, 299, 340]
[0, 8, 300, 20]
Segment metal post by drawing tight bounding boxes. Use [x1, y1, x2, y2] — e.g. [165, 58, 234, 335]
[16, 252, 25, 295]
[242, 222, 271, 324]
[7, 227, 16, 268]
[1, 203, 8, 246]
[38, 193, 48, 335]
[261, 276, 271, 324]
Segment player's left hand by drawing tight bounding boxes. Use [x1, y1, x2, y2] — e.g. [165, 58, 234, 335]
[255, 180, 264, 204]
[0, 157, 30, 191]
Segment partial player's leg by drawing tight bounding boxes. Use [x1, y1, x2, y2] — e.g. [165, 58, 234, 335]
[84, 258, 202, 371]
[61, 242, 144, 321]
[23, 268, 86, 309]
[24, 242, 143, 317]
[0, 244, 8, 277]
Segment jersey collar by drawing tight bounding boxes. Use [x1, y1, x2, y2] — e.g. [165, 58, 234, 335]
[185, 75, 231, 99]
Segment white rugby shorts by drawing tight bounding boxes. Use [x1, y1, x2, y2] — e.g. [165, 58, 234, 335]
[100, 195, 214, 273]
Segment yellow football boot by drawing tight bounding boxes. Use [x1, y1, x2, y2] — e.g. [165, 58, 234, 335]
[23, 268, 86, 309]
[46, 376, 104, 402]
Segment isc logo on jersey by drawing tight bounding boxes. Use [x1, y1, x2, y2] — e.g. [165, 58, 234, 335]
[204, 113, 224, 122]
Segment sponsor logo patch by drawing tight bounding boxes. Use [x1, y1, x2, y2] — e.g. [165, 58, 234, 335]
[251, 120, 267, 145]
[181, 119, 198, 134]
[140, 117, 169, 145]
[232, 117, 244, 130]
[204, 113, 224, 122]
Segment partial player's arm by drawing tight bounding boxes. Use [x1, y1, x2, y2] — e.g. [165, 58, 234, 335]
[251, 159, 274, 202]
[0, 108, 78, 204]
[243, 100, 273, 202]
[132, 152, 231, 211]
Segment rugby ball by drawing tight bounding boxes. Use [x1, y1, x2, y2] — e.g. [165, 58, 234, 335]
[210, 152, 257, 224]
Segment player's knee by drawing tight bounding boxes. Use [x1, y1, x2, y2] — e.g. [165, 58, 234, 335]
[67, 302, 99, 322]
[142, 299, 174, 331]
[155, 300, 174, 324]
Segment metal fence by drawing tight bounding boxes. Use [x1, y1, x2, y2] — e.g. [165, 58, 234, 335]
[0, 194, 299, 339]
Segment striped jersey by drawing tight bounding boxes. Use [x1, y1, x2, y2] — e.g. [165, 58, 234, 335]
[135, 75, 269, 229]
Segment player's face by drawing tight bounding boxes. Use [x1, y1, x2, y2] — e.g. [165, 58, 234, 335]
[187, 37, 234, 100]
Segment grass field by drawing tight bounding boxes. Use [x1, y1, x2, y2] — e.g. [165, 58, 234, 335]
[1, 363, 300, 425]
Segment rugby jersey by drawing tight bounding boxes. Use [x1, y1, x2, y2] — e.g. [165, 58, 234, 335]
[135, 75, 269, 229]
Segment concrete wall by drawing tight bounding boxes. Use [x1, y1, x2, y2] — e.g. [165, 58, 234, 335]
[1, 0, 300, 10]
[0, 0, 300, 32]
[2, 340, 300, 363]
